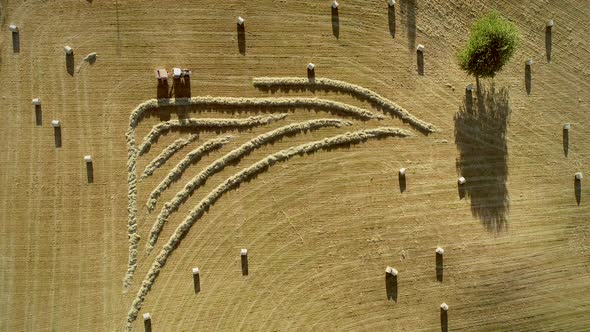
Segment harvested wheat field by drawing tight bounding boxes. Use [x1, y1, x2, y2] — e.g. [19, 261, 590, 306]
[1, 0, 590, 331]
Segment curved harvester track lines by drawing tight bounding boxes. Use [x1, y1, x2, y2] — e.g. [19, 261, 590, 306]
[252, 77, 438, 134]
[125, 127, 412, 330]
[124, 97, 381, 288]
[138, 114, 287, 156]
[146, 119, 352, 250]
[145, 135, 233, 213]
[140, 134, 199, 180]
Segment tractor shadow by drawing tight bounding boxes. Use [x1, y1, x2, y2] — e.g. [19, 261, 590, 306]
[454, 81, 510, 232]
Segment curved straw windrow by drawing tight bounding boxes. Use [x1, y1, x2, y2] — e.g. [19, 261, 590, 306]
[125, 127, 412, 330]
[146, 119, 352, 250]
[145, 135, 233, 212]
[124, 97, 382, 288]
[141, 134, 199, 180]
[252, 77, 438, 133]
[138, 114, 287, 155]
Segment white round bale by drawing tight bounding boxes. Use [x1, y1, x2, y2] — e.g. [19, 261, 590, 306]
[385, 266, 398, 276]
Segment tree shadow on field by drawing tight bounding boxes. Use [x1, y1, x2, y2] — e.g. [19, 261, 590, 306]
[454, 80, 510, 232]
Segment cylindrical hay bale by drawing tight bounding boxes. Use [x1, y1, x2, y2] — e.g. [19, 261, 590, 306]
[143, 312, 152, 332]
[417, 44, 425, 52]
[64, 46, 73, 55]
[9, 24, 18, 32]
[241, 248, 248, 256]
[32, 98, 41, 105]
[399, 168, 406, 176]
[237, 16, 245, 26]
[440, 303, 449, 311]
[385, 266, 398, 301]
[466, 83, 473, 92]
[546, 19, 554, 28]
[307, 63, 315, 71]
[192, 267, 200, 275]
[332, 1, 339, 9]
[51, 120, 61, 127]
[388, 0, 396, 6]
[575, 172, 583, 180]
[436, 247, 444, 255]
[84, 155, 92, 163]
[564, 123, 571, 130]
[458, 177, 466, 185]
[526, 59, 533, 66]
[385, 266, 398, 276]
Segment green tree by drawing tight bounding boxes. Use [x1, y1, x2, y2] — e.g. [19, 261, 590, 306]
[457, 11, 520, 78]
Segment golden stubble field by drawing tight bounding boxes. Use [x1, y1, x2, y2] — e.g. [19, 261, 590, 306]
[1, 0, 589, 331]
